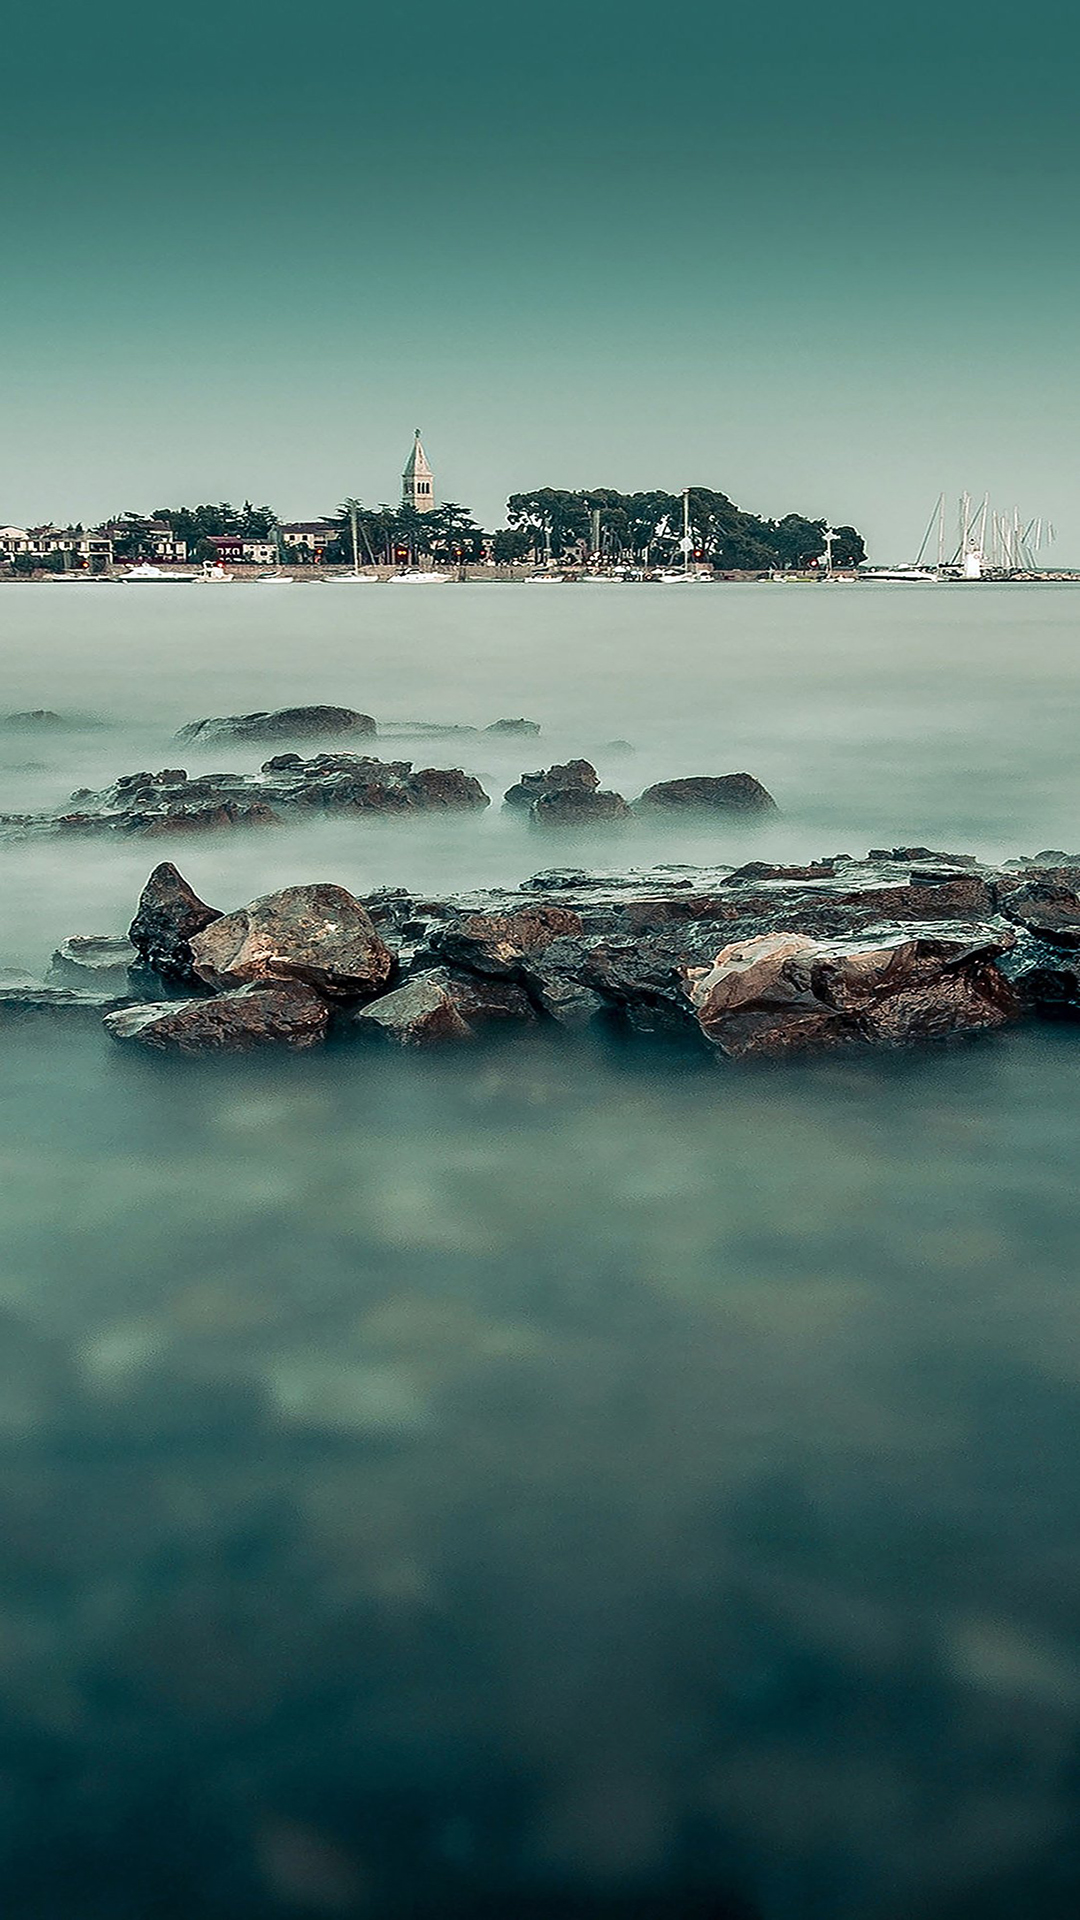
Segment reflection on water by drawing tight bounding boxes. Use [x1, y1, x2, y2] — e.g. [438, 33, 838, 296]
[3, 1022, 1080, 1916]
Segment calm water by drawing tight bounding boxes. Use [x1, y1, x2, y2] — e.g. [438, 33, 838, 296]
[1, 582, 1080, 1918]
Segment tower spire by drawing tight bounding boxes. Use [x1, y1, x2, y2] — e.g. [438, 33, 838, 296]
[402, 429, 434, 513]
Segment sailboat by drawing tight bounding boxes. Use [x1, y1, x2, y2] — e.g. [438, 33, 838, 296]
[657, 489, 710, 579]
[328, 502, 380, 581]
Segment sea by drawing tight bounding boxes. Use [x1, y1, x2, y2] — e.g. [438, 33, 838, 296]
[1, 579, 1079, 1919]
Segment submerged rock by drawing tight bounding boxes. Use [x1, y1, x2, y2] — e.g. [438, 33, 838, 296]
[350, 968, 537, 1045]
[637, 773, 778, 814]
[0, 985, 132, 1024]
[104, 983, 331, 1053]
[177, 705, 377, 744]
[190, 883, 393, 998]
[486, 718, 541, 736]
[128, 862, 223, 984]
[683, 929, 1018, 1059]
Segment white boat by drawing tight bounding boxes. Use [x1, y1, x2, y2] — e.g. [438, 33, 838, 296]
[388, 569, 450, 584]
[199, 562, 233, 583]
[326, 571, 380, 583]
[120, 563, 195, 584]
[256, 571, 294, 584]
[860, 567, 939, 583]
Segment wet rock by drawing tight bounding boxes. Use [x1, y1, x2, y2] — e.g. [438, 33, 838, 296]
[504, 760, 600, 808]
[1000, 879, 1080, 948]
[532, 787, 631, 826]
[725, 861, 838, 883]
[47, 935, 139, 987]
[177, 705, 377, 744]
[128, 862, 223, 984]
[486, 717, 540, 735]
[519, 941, 611, 1030]
[407, 766, 490, 809]
[636, 773, 778, 814]
[683, 929, 1018, 1059]
[869, 846, 979, 866]
[104, 982, 331, 1053]
[0, 985, 133, 1024]
[190, 883, 393, 998]
[432, 905, 584, 977]
[140, 800, 281, 835]
[350, 968, 537, 1044]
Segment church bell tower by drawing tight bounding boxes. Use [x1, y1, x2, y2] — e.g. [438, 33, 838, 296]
[402, 429, 434, 513]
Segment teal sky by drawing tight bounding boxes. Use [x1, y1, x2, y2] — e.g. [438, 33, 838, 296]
[4, 0, 1078, 557]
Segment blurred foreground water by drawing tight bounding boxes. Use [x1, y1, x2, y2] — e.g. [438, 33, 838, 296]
[2, 583, 1080, 1917]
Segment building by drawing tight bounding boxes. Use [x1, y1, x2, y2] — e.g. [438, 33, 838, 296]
[0, 526, 113, 569]
[279, 521, 338, 560]
[402, 430, 434, 513]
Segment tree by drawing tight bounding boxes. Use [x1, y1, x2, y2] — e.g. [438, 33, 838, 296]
[492, 527, 532, 564]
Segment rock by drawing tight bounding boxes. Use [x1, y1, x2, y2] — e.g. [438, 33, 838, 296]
[1001, 880, 1080, 948]
[177, 705, 377, 744]
[140, 800, 281, 835]
[47, 935, 139, 987]
[636, 773, 778, 814]
[683, 929, 1018, 1059]
[432, 905, 584, 977]
[869, 846, 979, 866]
[486, 718, 541, 735]
[531, 788, 631, 826]
[519, 940, 611, 1029]
[128, 863, 223, 984]
[0, 985, 133, 1024]
[103, 983, 331, 1053]
[2, 709, 65, 729]
[376, 722, 478, 739]
[190, 883, 393, 999]
[350, 968, 537, 1045]
[504, 760, 600, 808]
[406, 767, 490, 809]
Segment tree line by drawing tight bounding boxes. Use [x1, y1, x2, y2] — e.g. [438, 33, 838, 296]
[101, 487, 864, 570]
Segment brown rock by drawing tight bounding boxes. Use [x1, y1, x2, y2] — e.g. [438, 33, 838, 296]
[1001, 880, 1080, 948]
[351, 968, 537, 1045]
[637, 774, 778, 814]
[407, 767, 490, 809]
[433, 905, 583, 977]
[128, 862, 222, 984]
[531, 788, 630, 826]
[103, 983, 331, 1053]
[684, 929, 1017, 1059]
[504, 760, 599, 808]
[190, 883, 393, 998]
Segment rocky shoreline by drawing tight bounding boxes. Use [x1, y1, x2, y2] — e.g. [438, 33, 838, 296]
[5, 849, 1080, 1061]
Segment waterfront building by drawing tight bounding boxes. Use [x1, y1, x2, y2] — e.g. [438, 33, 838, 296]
[402, 430, 434, 513]
[279, 521, 338, 560]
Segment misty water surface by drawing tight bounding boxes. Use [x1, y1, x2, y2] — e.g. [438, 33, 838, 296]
[1, 582, 1079, 1919]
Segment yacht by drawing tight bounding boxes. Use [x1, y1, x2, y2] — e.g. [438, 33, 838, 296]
[199, 562, 233, 583]
[388, 569, 450, 584]
[120, 563, 195, 584]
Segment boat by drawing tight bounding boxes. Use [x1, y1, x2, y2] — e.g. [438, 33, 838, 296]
[326, 571, 380, 583]
[256, 571, 294, 585]
[120, 563, 195, 584]
[388, 569, 450, 585]
[860, 567, 939, 583]
[199, 562, 233, 583]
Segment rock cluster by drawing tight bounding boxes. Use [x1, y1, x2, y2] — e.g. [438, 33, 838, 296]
[59, 849, 1080, 1058]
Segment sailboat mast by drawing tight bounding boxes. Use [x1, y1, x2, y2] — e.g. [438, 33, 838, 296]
[682, 487, 690, 573]
[350, 505, 359, 574]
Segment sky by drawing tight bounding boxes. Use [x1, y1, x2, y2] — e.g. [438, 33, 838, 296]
[3, 0, 1078, 558]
